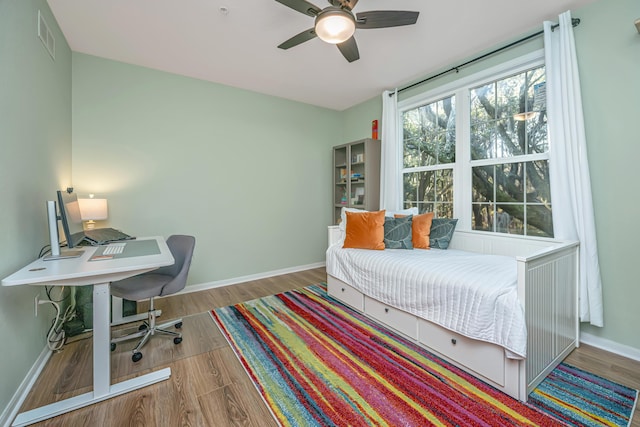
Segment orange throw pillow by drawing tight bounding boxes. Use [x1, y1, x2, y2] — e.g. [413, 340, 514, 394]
[402, 212, 434, 249]
[343, 210, 386, 250]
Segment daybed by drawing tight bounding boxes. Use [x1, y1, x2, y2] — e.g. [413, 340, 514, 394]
[326, 221, 579, 402]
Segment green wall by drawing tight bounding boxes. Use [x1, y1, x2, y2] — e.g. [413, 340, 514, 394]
[573, 0, 640, 348]
[343, 0, 640, 353]
[341, 98, 382, 143]
[71, 54, 342, 285]
[0, 0, 72, 416]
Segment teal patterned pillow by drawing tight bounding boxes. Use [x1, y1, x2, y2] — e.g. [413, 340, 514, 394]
[384, 215, 413, 249]
[429, 218, 458, 249]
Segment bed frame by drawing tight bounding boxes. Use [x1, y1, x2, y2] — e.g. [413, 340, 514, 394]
[326, 226, 579, 402]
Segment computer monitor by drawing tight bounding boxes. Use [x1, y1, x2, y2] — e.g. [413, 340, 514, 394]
[57, 189, 86, 248]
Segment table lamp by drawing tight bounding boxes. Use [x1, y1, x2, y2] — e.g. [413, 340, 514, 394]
[77, 195, 108, 230]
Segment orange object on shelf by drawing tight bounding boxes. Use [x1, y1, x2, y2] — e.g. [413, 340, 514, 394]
[372, 120, 378, 139]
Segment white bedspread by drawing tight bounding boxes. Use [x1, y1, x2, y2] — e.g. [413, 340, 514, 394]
[326, 245, 527, 358]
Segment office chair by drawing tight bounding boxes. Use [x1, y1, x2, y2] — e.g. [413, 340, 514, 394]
[110, 235, 196, 362]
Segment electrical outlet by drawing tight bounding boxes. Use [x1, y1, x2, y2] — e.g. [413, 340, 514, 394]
[35, 295, 39, 316]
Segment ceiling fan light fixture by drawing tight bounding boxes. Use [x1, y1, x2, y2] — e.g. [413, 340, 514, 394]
[315, 9, 355, 44]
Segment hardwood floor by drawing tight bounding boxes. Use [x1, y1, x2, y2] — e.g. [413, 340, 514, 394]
[19, 267, 639, 426]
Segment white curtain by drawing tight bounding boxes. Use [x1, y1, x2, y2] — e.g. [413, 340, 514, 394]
[380, 89, 402, 211]
[544, 11, 603, 326]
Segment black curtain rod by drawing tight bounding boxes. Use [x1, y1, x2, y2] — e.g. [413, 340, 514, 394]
[393, 17, 581, 96]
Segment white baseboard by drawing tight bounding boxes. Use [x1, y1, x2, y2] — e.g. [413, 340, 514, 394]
[1, 346, 51, 427]
[177, 261, 326, 295]
[580, 332, 640, 362]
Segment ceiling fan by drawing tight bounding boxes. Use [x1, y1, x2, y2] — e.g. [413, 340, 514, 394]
[276, 0, 419, 63]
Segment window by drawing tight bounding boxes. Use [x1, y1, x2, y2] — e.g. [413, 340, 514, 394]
[400, 52, 553, 237]
[402, 96, 455, 217]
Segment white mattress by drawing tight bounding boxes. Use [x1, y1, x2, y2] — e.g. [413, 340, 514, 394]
[326, 245, 526, 358]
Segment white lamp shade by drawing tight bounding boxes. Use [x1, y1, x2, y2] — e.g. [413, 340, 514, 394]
[315, 10, 356, 44]
[77, 198, 108, 221]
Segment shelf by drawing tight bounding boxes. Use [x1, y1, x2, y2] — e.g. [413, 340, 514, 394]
[332, 138, 380, 225]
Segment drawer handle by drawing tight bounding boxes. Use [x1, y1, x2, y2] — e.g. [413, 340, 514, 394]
[341, 288, 345, 292]
[451, 338, 457, 345]
[384, 308, 389, 313]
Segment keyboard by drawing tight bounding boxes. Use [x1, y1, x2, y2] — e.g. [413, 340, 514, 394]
[102, 243, 127, 255]
[84, 228, 134, 245]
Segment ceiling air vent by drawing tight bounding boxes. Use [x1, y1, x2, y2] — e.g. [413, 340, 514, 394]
[38, 10, 55, 60]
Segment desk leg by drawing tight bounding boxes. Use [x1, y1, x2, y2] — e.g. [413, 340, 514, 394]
[11, 283, 171, 426]
[93, 283, 111, 396]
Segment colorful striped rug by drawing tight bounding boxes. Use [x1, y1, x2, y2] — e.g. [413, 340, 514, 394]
[530, 364, 637, 426]
[211, 284, 637, 427]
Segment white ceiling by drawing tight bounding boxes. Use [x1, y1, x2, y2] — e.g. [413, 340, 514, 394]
[47, 0, 595, 111]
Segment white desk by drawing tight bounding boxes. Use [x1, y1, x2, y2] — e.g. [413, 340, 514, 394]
[1, 236, 175, 426]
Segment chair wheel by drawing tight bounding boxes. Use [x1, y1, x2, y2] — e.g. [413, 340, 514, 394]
[132, 352, 143, 362]
[111, 343, 116, 352]
[175, 322, 182, 329]
[174, 337, 182, 345]
[138, 324, 148, 331]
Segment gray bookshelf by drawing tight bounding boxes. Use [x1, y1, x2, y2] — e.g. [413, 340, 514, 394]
[333, 138, 381, 225]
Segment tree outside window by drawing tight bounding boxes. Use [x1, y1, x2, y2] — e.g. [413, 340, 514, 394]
[402, 96, 455, 217]
[470, 66, 552, 237]
[401, 63, 553, 237]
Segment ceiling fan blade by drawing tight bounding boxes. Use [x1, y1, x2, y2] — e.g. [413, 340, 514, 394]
[356, 10, 419, 29]
[328, 0, 359, 10]
[275, 0, 321, 17]
[337, 36, 359, 62]
[278, 28, 317, 50]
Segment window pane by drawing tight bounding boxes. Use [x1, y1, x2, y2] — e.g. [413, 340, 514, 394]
[418, 202, 434, 214]
[496, 74, 524, 120]
[525, 160, 552, 237]
[526, 160, 551, 205]
[417, 171, 435, 202]
[497, 205, 522, 235]
[403, 95, 455, 168]
[436, 169, 453, 203]
[471, 204, 492, 231]
[495, 119, 521, 157]
[526, 204, 553, 237]
[403, 172, 418, 203]
[470, 83, 494, 123]
[525, 113, 548, 154]
[472, 165, 494, 203]
[472, 160, 551, 236]
[529, 68, 546, 113]
[436, 203, 453, 218]
[437, 131, 456, 163]
[471, 66, 547, 159]
[470, 122, 495, 160]
[403, 169, 453, 218]
[496, 163, 523, 203]
[403, 134, 423, 168]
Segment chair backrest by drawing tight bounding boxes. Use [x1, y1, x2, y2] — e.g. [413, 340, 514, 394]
[156, 235, 196, 296]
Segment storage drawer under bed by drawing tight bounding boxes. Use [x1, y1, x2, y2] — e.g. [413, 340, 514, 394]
[327, 278, 364, 311]
[364, 297, 418, 340]
[417, 318, 505, 386]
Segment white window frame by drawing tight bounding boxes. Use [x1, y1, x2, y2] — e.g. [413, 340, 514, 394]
[397, 49, 547, 233]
